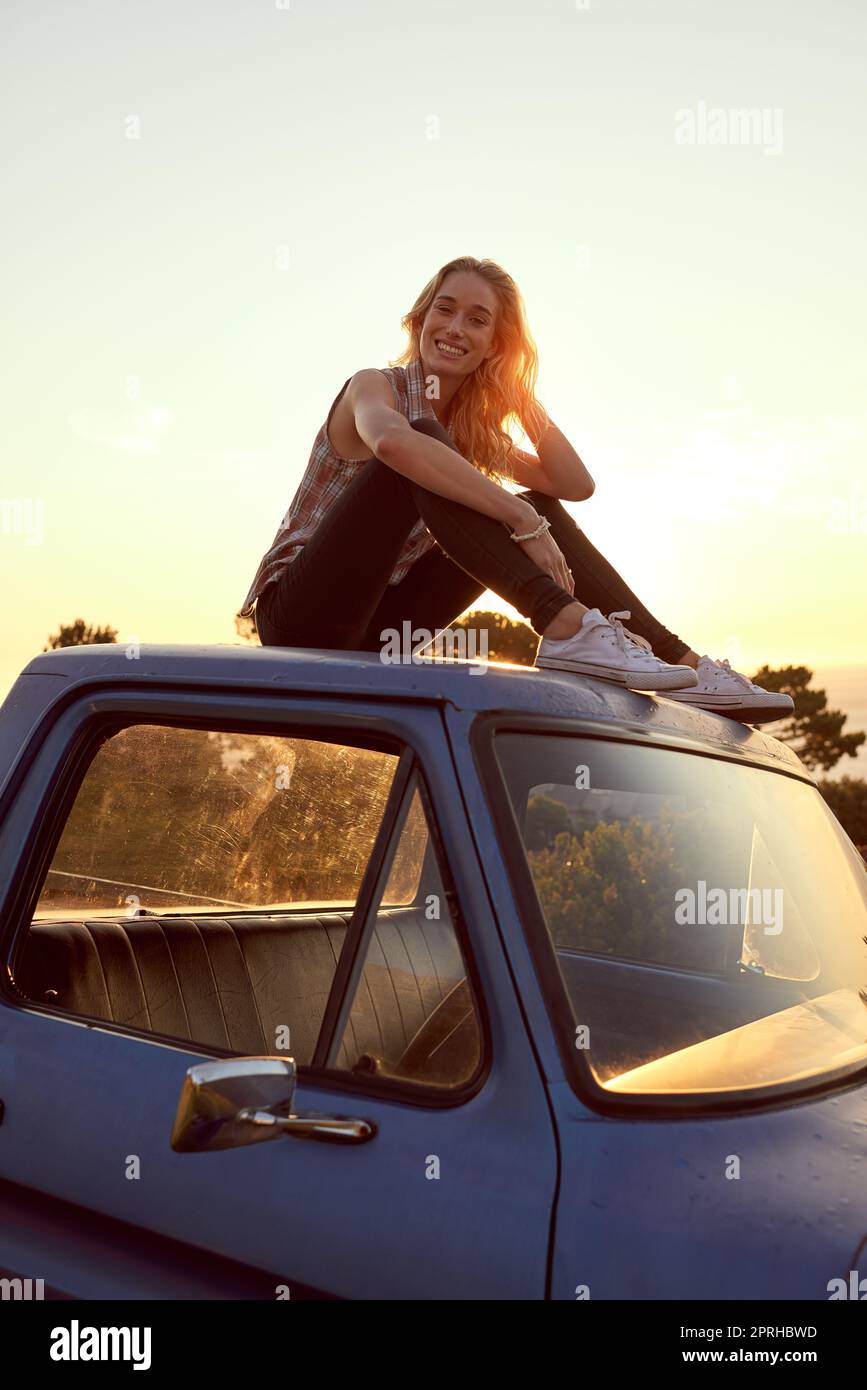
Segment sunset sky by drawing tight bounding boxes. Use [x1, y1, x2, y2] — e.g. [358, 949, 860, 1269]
[3, 1, 865, 722]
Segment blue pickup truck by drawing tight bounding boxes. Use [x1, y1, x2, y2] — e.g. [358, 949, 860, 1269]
[0, 643, 865, 1300]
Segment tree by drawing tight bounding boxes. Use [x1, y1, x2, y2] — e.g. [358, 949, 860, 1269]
[525, 794, 571, 851]
[818, 777, 867, 853]
[750, 665, 866, 772]
[44, 618, 118, 651]
[447, 609, 537, 665]
[526, 804, 732, 973]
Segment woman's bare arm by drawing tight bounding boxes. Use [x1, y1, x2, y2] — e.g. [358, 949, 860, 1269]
[507, 418, 595, 501]
[348, 369, 540, 532]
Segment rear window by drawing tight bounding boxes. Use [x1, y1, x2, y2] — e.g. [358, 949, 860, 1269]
[33, 725, 420, 917]
[17, 722, 481, 1091]
[491, 733, 867, 1103]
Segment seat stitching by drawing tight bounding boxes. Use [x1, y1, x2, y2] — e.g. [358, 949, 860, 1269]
[357, 961, 385, 1054]
[82, 922, 114, 1018]
[118, 923, 153, 1031]
[370, 923, 409, 1050]
[414, 900, 449, 998]
[227, 918, 268, 1054]
[382, 915, 425, 1032]
[188, 918, 232, 1051]
[152, 919, 192, 1039]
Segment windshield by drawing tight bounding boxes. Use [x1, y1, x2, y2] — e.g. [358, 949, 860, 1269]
[492, 732, 867, 1100]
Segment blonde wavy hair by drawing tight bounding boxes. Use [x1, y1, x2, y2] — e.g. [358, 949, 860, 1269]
[389, 256, 548, 482]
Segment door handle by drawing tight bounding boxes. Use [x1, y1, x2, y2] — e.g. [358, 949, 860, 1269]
[237, 1107, 375, 1144]
[171, 1057, 377, 1152]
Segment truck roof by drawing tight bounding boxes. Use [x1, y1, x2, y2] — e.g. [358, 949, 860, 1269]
[3, 643, 808, 780]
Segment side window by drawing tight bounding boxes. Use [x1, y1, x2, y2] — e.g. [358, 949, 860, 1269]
[334, 772, 483, 1089]
[32, 725, 404, 916]
[16, 725, 402, 1062]
[13, 722, 483, 1093]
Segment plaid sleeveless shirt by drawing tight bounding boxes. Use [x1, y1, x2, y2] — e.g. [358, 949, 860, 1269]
[239, 358, 447, 619]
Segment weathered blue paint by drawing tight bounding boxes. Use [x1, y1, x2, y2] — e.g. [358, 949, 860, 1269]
[546, 1078, 867, 1300]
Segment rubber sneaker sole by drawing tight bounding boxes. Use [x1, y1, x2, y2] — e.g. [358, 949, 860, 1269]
[664, 692, 793, 723]
[534, 656, 698, 691]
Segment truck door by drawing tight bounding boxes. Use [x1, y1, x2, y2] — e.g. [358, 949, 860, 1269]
[0, 685, 557, 1299]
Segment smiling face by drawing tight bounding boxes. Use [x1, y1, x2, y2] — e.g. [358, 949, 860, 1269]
[419, 270, 500, 386]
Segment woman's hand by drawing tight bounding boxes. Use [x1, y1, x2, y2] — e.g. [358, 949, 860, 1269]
[516, 525, 574, 595]
[503, 498, 574, 593]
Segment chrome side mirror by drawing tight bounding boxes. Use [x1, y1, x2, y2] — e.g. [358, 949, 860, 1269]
[171, 1058, 376, 1152]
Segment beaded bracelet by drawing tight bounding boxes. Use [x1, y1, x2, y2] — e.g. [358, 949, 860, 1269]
[510, 516, 551, 543]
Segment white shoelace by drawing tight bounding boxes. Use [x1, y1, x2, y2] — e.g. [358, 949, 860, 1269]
[707, 656, 755, 691]
[606, 611, 656, 659]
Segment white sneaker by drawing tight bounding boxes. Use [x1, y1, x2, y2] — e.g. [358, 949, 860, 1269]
[534, 609, 699, 691]
[665, 656, 795, 723]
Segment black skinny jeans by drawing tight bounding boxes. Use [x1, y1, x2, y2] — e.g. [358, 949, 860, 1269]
[255, 416, 689, 662]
